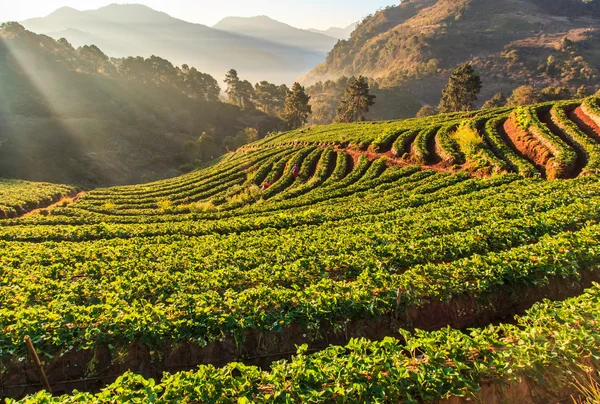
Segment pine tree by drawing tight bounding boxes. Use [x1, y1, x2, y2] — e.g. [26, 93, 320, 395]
[283, 83, 312, 129]
[438, 63, 482, 113]
[224, 69, 255, 109]
[334, 76, 376, 123]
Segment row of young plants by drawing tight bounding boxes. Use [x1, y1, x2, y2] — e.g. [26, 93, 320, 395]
[3, 164, 472, 238]
[270, 148, 334, 202]
[13, 281, 600, 403]
[78, 149, 287, 206]
[1, 175, 599, 359]
[71, 98, 600, 215]
[434, 123, 464, 165]
[83, 151, 252, 198]
[56, 98, 600, 217]
[483, 115, 539, 177]
[581, 97, 600, 128]
[262, 148, 318, 199]
[550, 102, 600, 175]
[411, 127, 439, 164]
[513, 105, 578, 178]
[0, 179, 74, 219]
[0, 153, 361, 225]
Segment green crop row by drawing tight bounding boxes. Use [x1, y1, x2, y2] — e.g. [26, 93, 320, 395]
[12, 281, 600, 403]
[550, 102, 600, 175]
[2, 173, 599, 360]
[0, 179, 74, 219]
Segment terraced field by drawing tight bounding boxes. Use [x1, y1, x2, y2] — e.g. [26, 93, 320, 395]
[0, 180, 76, 219]
[2, 97, 600, 403]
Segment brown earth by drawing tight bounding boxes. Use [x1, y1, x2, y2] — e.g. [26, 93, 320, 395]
[504, 115, 553, 178]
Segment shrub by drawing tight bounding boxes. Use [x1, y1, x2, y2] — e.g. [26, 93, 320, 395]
[454, 122, 485, 158]
[188, 201, 215, 213]
[103, 202, 117, 210]
[156, 200, 172, 210]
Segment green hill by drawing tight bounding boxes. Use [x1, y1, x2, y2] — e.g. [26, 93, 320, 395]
[2, 96, 600, 402]
[302, 0, 600, 110]
[0, 23, 280, 187]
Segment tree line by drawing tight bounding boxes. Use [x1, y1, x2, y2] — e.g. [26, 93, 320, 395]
[223, 69, 377, 129]
[417, 62, 594, 117]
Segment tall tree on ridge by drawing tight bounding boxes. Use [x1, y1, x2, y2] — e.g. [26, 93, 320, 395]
[335, 76, 376, 123]
[224, 69, 255, 109]
[254, 81, 288, 117]
[439, 63, 482, 113]
[283, 82, 312, 129]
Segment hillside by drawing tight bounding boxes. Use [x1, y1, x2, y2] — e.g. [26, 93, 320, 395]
[302, 0, 600, 108]
[2, 96, 600, 402]
[0, 23, 280, 187]
[20, 4, 330, 84]
[213, 16, 338, 53]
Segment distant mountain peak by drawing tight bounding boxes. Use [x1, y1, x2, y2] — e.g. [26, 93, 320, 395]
[47, 6, 82, 17]
[89, 3, 179, 24]
[215, 15, 288, 28]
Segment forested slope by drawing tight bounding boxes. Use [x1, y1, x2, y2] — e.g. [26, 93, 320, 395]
[0, 23, 280, 187]
[302, 0, 600, 108]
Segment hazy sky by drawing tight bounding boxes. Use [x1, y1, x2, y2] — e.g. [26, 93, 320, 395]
[1, 1, 395, 29]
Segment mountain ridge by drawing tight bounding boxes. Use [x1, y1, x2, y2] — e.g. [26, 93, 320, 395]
[19, 4, 329, 84]
[213, 15, 338, 53]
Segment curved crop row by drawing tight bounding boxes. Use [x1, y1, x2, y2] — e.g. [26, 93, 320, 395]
[0, 179, 75, 219]
[483, 116, 538, 177]
[435, 124, 464, 165]
[550, 103, 600, 175]
[391, 130, 418, 158]
[513, 106, 577, 178]
[14, 282, 600, 404]
[411, 127, 438, 164]
[581, 97, 600, 127]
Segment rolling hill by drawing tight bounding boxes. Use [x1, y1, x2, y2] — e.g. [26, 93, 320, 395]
[2, 95, 600, 402]
[302, 0, 600, 108]
[19, 4, 332, 84]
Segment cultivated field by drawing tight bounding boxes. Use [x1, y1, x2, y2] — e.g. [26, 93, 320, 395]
[2, 97, 600, 403]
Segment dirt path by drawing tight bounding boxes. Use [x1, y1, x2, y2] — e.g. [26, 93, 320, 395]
[22, 191, 86, 218]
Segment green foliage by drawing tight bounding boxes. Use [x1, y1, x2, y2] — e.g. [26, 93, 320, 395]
[514, 107, 532, 129]
[0, 179, 74, 218]
[307, 77, 419, 125]
[283, 83, 312, 129]
[334, 76, 376, 123]
[224, 69, 256, 110]
[482, 92, 507, 110]
[416, 105, 438, 118]
[541, 86, 571, 102]
[3, 96, 600, 404]
[11, 282, 600, 403]
[253, 81, 288, 117]
[508, 85, 541, 106]
[439, 63, 482, 113]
